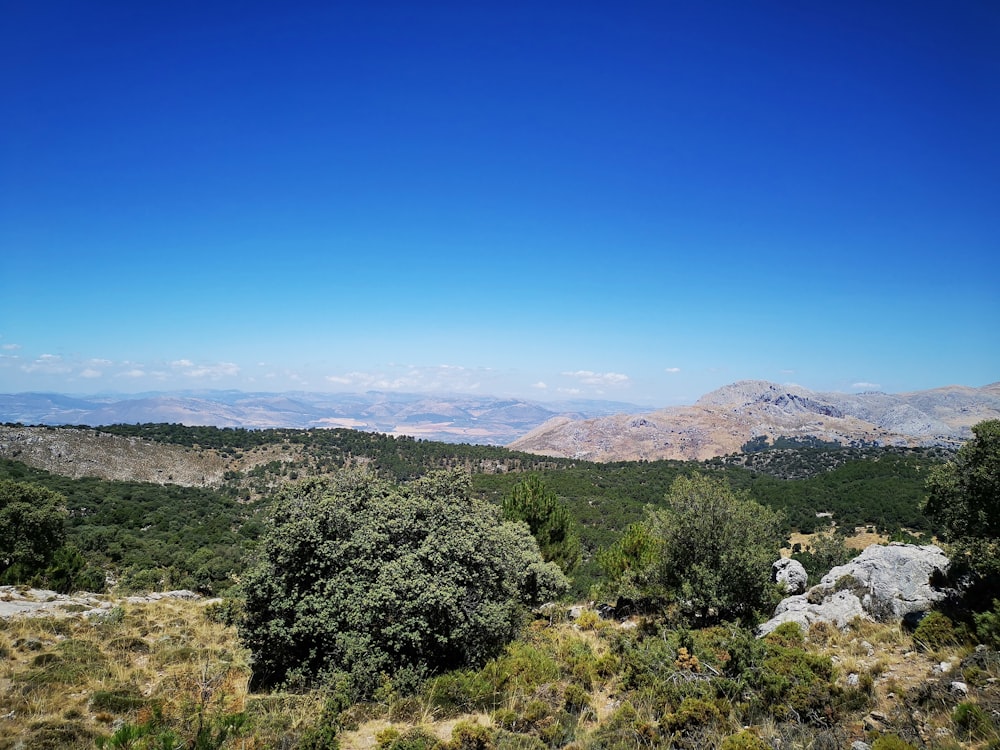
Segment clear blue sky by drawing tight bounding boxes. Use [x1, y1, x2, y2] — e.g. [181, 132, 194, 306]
[2, 0, 998, 406]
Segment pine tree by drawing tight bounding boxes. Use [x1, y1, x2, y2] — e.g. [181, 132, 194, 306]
[502, 475, 581, 574]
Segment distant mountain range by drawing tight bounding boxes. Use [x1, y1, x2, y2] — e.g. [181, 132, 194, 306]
[0, 390, 643, 446]
[3, 381, 998, 461]
[508, 380, 1000, 461]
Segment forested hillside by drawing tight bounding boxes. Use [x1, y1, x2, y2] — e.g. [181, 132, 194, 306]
[5, 422, 997, 750]
[0, 424, 949, 598]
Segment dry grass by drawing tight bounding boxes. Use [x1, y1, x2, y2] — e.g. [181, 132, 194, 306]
[783, 528, 891, 558]
[3, 601, 998, 750]
[0, 599, 267, 750]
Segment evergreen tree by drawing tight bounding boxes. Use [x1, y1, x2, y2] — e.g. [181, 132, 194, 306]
[502, 475, 581, 573]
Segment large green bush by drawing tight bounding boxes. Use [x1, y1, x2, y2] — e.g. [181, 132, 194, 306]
[0, 478, 67, 584]
[924, 419, 1000, 579]
[599, 474, 784, 623]
[238, 469, 568, 695]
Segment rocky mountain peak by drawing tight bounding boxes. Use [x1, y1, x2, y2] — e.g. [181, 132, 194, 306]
[695, 380, 816, 408]
[509, 381, 1000, 462]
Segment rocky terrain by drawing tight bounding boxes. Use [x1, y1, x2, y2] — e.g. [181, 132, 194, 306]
[759, 543, 954, 636]
[0, 425, 229, 485]
[508, 380, 1000, 461]
[0, 424, 315, 487]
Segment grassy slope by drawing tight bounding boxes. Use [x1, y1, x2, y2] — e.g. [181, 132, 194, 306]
[3, 599, 999, 749]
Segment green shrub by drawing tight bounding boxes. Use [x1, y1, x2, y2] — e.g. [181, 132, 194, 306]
[108, 635, 149, 654]
[563, 683, 590, 714]
[764, 621, 804, 649]
[89, 688, 148, 713]
[20, 719, 97, 750]
[747, 641, 839, 724]
[0, 479, 67, 586]
[586, 701, 658, 750]
[661, 696, 724, 735]
[952, 701, 997, 742]
[791, 532, 855, 587]
[18, 638, 110, 686]
[376, 726, 439, 750]
[488, 640, 561, 696]
[423, 669, 498, 715]
[297, 721, 340, 750]
[600, 475, 784, 624]
[974, 599, 1000, 648]
[537, 710, 579, 748]
[442, 721, 494, 750]
[871, 737, 918, 750]
[238, 470, 569, 696]
[720, 729, 770, 750]
[913, 611, 960, 651]
[493, 730, 546, 750]
[491, 709, 519, 733]
[90, 605, 125, 627]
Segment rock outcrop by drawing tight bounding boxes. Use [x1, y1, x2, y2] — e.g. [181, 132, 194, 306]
[758, 543, 953, 636]
[0, 586, 211, 620]
[772, 557, 808, 595]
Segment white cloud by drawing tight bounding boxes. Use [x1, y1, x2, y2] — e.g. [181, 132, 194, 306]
[852, 381, 881, 390]
[23, 354, 72, 374]
[326, 371, 414, 390]
[561, 370, 630, 387]
[2, 343, 21, 351]
[118, 369, 146, 378]
[665, 367, 681, 373]
[557, 387, 582, 395]
[80, 368, 103, 378]
[532, 381, 548, 389]
[168, 359, 240, 380]
[186, 362, 240, 379]
[325, 364, 491, 393]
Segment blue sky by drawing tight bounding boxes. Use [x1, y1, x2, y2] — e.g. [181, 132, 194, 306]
[2, 1, 998, 406]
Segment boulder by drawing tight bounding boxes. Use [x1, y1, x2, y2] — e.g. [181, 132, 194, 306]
[757, 590, 867, 636]
[758, 543, 953, 637]
[772, 557, 808, 594]
[819, 543, 951, 620]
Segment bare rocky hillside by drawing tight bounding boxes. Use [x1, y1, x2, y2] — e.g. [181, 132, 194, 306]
[0, 425, 313, 489]
[508, 380, 1000, 462]
[0, 425, 230, 485]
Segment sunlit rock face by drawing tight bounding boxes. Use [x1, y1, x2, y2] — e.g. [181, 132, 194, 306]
[758, 543, 953, 636]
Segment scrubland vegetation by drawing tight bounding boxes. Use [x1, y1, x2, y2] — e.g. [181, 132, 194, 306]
[5, 596, 1000, 749]
[0, 420, 998, 748]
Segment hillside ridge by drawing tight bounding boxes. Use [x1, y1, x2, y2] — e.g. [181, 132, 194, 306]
[508, 380, 1000, 461]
